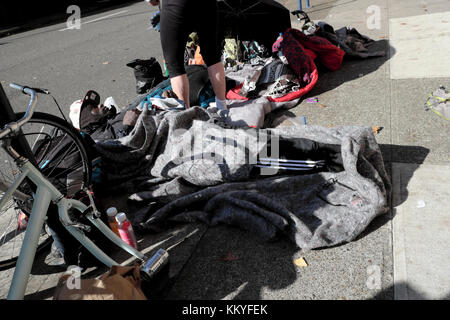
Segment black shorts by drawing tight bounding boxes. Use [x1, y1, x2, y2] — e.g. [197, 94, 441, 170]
[160, 0, 222, 78]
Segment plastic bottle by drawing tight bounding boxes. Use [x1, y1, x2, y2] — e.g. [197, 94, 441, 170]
[106, 207, 120, 238]
[115, 212, 138, 249]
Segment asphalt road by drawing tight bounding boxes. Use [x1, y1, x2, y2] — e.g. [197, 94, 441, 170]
[0, 1, 162, 119]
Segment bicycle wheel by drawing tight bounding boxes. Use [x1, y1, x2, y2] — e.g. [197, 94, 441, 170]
[0, 112, 92, 270]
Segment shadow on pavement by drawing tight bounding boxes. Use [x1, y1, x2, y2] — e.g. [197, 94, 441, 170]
[380, 143, 430, 211]
[29, 248, 67, 276]
[354, 143, 429, 241]
[164, 225, 300, 300]
[24, 286, 58, 300]
[307, 40, 394, 97]
[370, 282, 450, 300]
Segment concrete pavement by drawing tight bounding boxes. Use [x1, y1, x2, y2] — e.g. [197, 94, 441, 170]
[0, 0, 449, 300]
[166, 0, 450, 300]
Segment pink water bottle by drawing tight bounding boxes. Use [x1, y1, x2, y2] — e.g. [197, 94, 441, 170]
[115, 212, 138, 249]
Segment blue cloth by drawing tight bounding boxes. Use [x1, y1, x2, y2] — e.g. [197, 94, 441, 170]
[151, 11, 160, 32]
[140, 81, 172, 109]
[198, 85, 215, 108]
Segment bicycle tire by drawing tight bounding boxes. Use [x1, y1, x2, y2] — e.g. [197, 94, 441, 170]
[0, 112, 92, 270]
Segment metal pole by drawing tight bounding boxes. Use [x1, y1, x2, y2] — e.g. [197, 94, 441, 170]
[299, 0, 302, 10]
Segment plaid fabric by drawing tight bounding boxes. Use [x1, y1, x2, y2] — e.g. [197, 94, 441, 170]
[280, 28, 345, 83]
[279, 29, 316, 85]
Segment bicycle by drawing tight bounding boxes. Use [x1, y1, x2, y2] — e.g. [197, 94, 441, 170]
[0, 83, 161, 300]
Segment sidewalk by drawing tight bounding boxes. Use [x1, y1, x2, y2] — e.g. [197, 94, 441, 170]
[1, 0, 449, 300]
[165, 0, 450, 300]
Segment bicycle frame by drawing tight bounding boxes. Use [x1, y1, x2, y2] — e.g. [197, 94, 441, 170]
[0, 155, 146, 300]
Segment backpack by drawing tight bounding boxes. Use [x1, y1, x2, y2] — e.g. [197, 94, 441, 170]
[132, 65, 216, 108]
[45, 191, 113, 269]
[126, 58, 165, 94]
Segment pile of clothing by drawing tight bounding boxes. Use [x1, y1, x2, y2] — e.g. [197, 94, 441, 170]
[118, 20, 385, 130]
[221, 21, 385, 127]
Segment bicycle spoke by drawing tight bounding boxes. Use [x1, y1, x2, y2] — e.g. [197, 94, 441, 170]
[45, 135, 74, 178]
[1, 162, 13, 183]
[48, 161, 85, 182]
[30, 124, 47, 151]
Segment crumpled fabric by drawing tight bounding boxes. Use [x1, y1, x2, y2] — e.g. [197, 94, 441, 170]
[228, 57, 301, 100]
[316, 22, 386, 58]
[281, 28, 345, 74]
[140, 96, 186, 111]
[208, 96, 299, 128]
[223, 38, 242, 68]
[93, 107, 391, 250]
[238, 58, 266, 96]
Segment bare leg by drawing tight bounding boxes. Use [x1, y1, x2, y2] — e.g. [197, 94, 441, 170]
[170, 74, 190, 108]
[207, 61, 226, 101]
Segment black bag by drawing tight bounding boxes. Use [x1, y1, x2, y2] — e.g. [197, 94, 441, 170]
[45, 194, 113, 269]
[126, 58, 165, 94]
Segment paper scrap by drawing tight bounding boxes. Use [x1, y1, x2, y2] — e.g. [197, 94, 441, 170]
[306, 97, 318, 103]
[417, 200, 426, 208]
[372, 126, 382, 134]
[294, 257, 308, 268]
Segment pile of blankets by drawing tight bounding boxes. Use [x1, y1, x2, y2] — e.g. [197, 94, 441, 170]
[93, 107, 391, 250]
[89, 21, 390, 251]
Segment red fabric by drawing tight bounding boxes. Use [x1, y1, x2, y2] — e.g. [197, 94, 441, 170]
[304, 48, 317, 61]
[282, 28, 345, 72]
[226, 84, 247, 100]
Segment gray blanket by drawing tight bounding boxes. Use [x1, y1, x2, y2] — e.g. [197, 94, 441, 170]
[94, 107, 391, 250]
